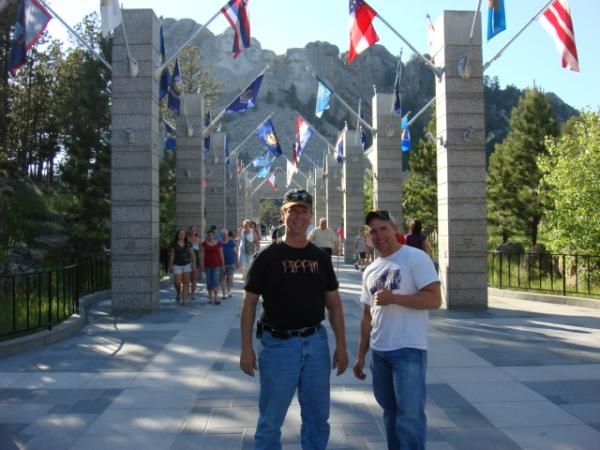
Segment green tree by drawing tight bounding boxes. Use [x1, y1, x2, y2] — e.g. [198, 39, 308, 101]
[402, 114, 437, 233]
[363, 166, 373, 214]
[487, 89, 559, 246]
[56, 14, 112, 256]
[538, 111, 600, 254]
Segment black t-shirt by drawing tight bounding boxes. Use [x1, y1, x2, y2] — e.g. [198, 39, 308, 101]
[244, 241, 339, 330]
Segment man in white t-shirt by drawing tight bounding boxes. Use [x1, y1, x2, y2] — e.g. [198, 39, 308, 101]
[353, 210, 441, 450]
[308, 218, 339, 258]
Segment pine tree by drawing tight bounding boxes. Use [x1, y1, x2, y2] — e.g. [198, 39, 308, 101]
[402, 113, 437, 233]
[487, 89, 559, 246]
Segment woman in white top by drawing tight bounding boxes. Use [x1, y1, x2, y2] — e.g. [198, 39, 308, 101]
[238, 219, 259, 280]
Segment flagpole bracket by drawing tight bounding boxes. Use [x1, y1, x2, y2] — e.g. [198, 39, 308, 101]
[128, 57, 139, 78]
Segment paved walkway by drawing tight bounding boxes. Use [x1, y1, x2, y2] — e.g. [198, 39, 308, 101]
[1, 256, 600, 450]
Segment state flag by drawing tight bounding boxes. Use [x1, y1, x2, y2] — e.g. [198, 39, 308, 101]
[159, 23, 170, 100]
[334, 130, 344, 164]
[226, 74, 263, 113]
[538, 0, 579, 72]
[315, 77, 332, 118]
[401, 116, 411, 152]
[256, 118, 282, 157]
[292, 116, 313, 168]
[220, 0, 251, 58]
[266, 170, 277, 190]
[8, 0, 52, 77]
[487, 0, 506, 41]
[348, 0, 380, 64]
[167, 58, 182, 115]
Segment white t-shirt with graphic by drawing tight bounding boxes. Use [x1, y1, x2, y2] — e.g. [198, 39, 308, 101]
[360, 245, 439, 351]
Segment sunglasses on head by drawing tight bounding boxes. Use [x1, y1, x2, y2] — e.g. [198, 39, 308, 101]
[285, 190, 311, 202]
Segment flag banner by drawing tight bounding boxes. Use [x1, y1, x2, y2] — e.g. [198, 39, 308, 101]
[293, 116, 313, 167]
[348, 0, 380, 64]
[487, 0, 506, 40]
[401, 116, 411, 152]
[164, 120, 177, 151]
[204, 110, 211, 155]
[315, 77, 333, 118]
[226, 74, 263, 112]
[8, 0, 52, 76]
[267, 170, 277, 190]
[334, 130, 345, 164]
[220, 0, 251, 58]
[256, 165, 271, 178]
[538, 0, 579, 72]
[252, 154, 273, 167]
[168, 58, 182, 115]
[286, 159, 295, 187]
[100, 0, 122, 38]
[159, 23, 170, 100]
[392, 78, 402, 116]
[426, 14, 436, 63]
[359, 111, 367, 150]
[256, 118, 282, 157]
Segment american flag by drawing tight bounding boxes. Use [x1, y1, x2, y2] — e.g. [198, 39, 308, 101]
[538, 0, 579, 72]
[221, 0, 251, 58]
[348, 0, 379, 64]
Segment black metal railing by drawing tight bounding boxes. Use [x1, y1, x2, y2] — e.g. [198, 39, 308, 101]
[488, 251, 600, 298]
[0, 256, 110, 340]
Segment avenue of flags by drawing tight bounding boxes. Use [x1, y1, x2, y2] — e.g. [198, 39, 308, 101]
[538, 0, 579, 72]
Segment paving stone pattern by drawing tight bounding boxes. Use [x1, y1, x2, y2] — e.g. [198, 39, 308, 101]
[1, 255, 600, 449]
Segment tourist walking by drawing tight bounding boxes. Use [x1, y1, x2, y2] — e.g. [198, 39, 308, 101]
[201, 229, 224, 305]
[168, 229, 195, 306]
[405, 218, 433, 258]
[353, 227, 368, 271]
[187, 226, 202, 300]
[308, 217, 339, 257]
[238, 219, 258, 280]
[353, 210, 441, 450]
[220, 229, 238, 299]
[240, 189, 348, 450]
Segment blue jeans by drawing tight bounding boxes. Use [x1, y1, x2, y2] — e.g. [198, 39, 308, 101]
[371, 348, 427, 450]
[255, 326, 331, 450]
[204, 267, 221, 290]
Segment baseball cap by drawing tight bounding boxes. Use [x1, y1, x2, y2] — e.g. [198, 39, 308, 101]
[282, 189, 313, 209]
[365, 209, 396, 225]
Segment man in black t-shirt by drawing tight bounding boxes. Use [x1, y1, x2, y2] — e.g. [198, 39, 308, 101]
[240, 189, 348, 450]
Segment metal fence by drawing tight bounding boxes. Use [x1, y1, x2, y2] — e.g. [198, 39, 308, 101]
[488, 251, 600, 298]
[0, 257, 110, 340]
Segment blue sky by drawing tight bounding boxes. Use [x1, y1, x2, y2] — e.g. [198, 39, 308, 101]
[44, 0, 598, 110]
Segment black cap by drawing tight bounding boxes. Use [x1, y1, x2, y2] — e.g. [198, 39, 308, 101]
[282, 189, 313, 209]
[365, 210, 395, 225]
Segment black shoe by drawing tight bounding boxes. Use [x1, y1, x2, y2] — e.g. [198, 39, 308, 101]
[354, 264, 359, 270]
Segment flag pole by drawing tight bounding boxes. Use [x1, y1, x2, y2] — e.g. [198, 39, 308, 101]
[307, 68, 377, 134]
[224, 113, 273, 163]
[374, 12, 443, 79]
[407, 96, 436, 128]
[294, 111, 334, 151]
[117, 7, 139, 77]
[37, 0, 112, 71]
[204, 66, 270, 135]
[154, 8, 221, 79]
[457, 0, 483, 79]
[483, 0, 554, 72]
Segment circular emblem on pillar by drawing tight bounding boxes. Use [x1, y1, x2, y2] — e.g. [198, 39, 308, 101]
[385, 123, 394, 137]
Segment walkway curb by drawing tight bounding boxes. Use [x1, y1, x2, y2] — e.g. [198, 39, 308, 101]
[489, 287, 600, 309]
[0, 289, 111, 358]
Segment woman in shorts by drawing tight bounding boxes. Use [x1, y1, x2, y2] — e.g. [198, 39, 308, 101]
[168, 229, 195, 305]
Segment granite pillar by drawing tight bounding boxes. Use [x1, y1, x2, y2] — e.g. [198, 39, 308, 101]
[434, 11, 488, 309]
[343, 130, 365, 263]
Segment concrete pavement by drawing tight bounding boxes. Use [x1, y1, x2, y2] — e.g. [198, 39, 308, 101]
[1, 256, 599, 449]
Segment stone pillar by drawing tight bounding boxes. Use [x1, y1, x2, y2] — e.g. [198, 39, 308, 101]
[237, 172, 248, 227]
[204, 132, 226, 230]
[325, 154, 342, 238]
[343, 130, 364, 263]
[314, 167, 326, 225]
[224, 149, 238, 233]
[371, 93, 403, 225]
[175, 95, 205, 234]
[434, 11, 487, 309]
[110, 10, 160, 314]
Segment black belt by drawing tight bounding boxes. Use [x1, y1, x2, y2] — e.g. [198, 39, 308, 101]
[258, 321, 321, 340]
